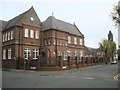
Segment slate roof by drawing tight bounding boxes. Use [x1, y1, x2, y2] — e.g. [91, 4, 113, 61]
[4, 6, 41, 30]
[85, 46, 99, 56]
[41, 16, 84, 37]
[0, 20, 8, 30]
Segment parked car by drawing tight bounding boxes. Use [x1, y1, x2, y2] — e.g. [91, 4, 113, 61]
[111, 59, 117, 64]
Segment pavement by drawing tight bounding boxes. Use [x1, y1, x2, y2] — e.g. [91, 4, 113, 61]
[2, 65, 103, 76]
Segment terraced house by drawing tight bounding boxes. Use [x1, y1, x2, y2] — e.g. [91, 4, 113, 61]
[1, 6, 85, 70]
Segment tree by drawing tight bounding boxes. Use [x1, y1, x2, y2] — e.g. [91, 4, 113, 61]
[99, 39, 116, 63]
[111, 1, 120, 26]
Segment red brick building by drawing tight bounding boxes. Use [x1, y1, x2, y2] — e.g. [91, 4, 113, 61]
[1, 7, 85, 70]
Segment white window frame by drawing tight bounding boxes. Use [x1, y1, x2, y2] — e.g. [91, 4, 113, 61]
[63, 52, 67, 60]
[74, 37, 77, 44]
[25, 28, 29, 37]
[30, 30, 34, 38]
[8, 32, 10, 40]
[5, 33, 7, 41]
[11, 31, 13, 39]
[24, 48, 31, 60]
[8, 48, 12, 59]
[57, 51, 61, 56]
[3, 49, 6, 59]
[74, 50, 78, 57]
[68, 36, 71, 43]
[33, 49, 39, 60]
[3, 35, 4, 42]
[80, 50, 83, 57]
[35, 31, 39, 39]
[80, 38, 83, 45]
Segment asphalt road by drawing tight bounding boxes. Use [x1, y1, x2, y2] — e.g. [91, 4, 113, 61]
[2, 64, 119, 88]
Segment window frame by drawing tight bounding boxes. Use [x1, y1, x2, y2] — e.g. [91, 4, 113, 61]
[11, 31, 13, 39]
[24, 28, 29, 37]
[30, 29, 34, 38]
[3, 34, 4, 42]
[74, 37, 77, 44]
[3, 49, 6, 59]
[63, 52, 67, 60]
[35, 31, 39, 39]
[24, 48, 31, 60]
[80, 38, 83, 45]
[8, 32, 10, 40]
[68, 36, 71, 43]
[8, 48, 12, 59]
[33, 49, 39, 60]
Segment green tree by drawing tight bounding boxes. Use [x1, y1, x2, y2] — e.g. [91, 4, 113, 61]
[111, 1, 120, 25]
[99, 39, 116, 63]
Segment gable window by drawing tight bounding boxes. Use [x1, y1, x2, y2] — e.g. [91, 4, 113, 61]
[68, 36, 71, 43]
[25, 28, 29, 37]
[8, 48, 12, 59]
[80, 38, 83, 45]
[3, 35, 4, 42]
[11, 31, 13, 39]
[30, 30, 34, 38]
[8, 32, 10, 40]
[33, 49, 39, 59]
[5, 33, 7, 41]
[35, 31, 39, 39]
[24, 48, 31, 60]
[74, 37, 77, 44]
[3, 49, 6, 59]
[63, 52, 67, 60]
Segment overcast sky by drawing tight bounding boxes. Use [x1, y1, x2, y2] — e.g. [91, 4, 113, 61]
[0, 0, 119, 48]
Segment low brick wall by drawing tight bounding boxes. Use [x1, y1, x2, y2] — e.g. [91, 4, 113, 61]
[36, 66, 61, 71]
[2, 60, 16, 69]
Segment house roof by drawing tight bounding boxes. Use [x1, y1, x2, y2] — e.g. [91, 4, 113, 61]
[0, 20, 8, 30]
[4, 6, 41, 30]
[41, 16, 84, 37]
[85, 46, 99, 56]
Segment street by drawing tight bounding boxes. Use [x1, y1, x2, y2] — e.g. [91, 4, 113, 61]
[2, 64, 119, 88]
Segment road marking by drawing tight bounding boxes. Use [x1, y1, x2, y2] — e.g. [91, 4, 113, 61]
[83, 77, 94, 80]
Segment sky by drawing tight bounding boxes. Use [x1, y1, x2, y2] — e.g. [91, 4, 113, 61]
[0, 0, 119, 48]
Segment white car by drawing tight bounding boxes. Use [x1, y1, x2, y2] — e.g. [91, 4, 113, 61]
[111, 60, 117, 64]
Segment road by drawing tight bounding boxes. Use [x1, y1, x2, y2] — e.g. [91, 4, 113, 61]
[2, 64, 119, 88]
